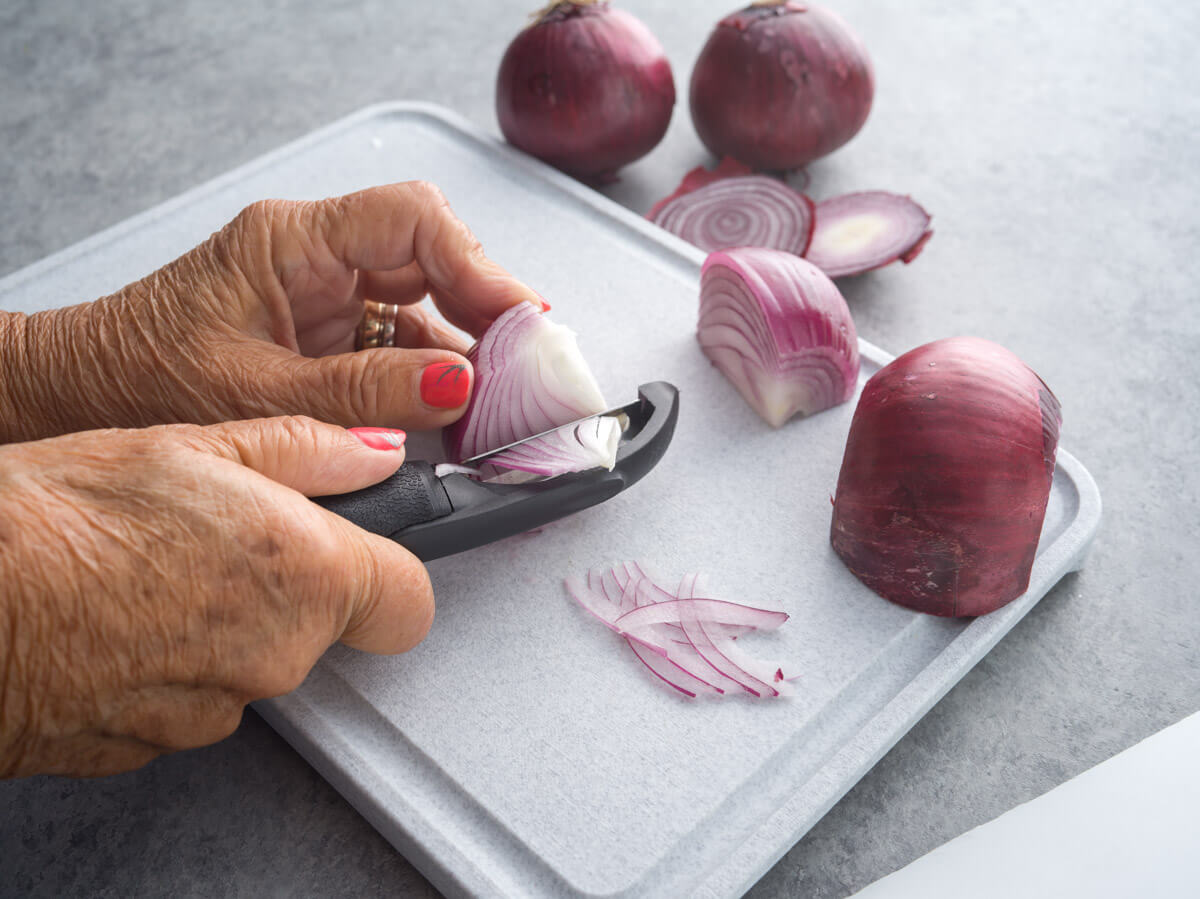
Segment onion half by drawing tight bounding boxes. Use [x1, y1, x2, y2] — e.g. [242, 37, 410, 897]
[830, 337, 1062, 617]
[496, 1, 675, 181]
[698, 247, 860, 427]
[689, 2, 874, 170]
[565, 561, 794, 698]
[443, 304, 614, 476]
[805, 191, 934, 278]
[647, 160, 815, 255]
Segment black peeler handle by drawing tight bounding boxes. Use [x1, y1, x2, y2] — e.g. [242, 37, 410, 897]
[312, 462, 453, 540]
[311, 381, 679, 563]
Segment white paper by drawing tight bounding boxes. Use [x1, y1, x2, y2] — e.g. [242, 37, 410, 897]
[852, 712, 1200, 898]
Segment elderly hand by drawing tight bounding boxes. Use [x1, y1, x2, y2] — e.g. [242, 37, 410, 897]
[0, 182, 542, 779]
[0, 416, 433, 779]
[0, 181, 543, 443]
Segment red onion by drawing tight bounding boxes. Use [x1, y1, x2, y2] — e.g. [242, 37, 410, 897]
[805, 191, 933, 278]
[496, 1, 675, 181]
[830, 337, 1062, 617]
[698, 247, 860, 427]
[647, 158, 815, 255]
[443, 304, 613, 475]
[689, 2, 874, 171]
[565, 561, 794, 698]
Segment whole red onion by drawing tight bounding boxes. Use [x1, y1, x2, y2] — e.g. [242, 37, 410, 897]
[496, 1, 676, 181]
[690, 1, 874, 171]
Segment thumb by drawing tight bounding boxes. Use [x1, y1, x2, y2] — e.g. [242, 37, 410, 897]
[226, 342, 474, 431]
[188, 415, 434, 654]
[190, 415, 408, 496]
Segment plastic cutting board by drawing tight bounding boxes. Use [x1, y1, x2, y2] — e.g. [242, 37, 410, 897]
[0, 103, 1102, 899]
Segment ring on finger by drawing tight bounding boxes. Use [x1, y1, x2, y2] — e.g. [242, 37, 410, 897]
[356, 300, 402, 350]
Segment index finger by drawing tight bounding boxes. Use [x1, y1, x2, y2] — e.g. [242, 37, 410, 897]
[308, 182, 544, 336]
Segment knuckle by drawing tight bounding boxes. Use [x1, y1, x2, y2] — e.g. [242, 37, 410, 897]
[406, 180, 447, 208]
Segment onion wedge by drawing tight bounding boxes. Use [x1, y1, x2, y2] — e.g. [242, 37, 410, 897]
[443, 303, 616, 478]
[699, 246, 860, 427]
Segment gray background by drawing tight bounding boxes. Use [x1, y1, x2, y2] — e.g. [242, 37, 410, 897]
[1, 0, 1196, 896]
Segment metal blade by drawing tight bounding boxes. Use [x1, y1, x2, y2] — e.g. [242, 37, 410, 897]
[458, 398, 640, 466]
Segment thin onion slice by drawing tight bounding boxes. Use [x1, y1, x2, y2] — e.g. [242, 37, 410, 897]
[443, 303, 615, 478]
[699, 246, 860, 427]
[648, 158, 815, 255]
[805, 191, 933, 278]
[563, 561, 793, 699]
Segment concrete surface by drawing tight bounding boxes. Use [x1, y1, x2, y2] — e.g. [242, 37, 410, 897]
[1, 0, 1197, 896]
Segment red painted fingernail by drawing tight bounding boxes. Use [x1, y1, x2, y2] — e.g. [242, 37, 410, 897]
[420, 362, 471, 408]
[539, 298, 552, 312]
[348, 427, 407, 450]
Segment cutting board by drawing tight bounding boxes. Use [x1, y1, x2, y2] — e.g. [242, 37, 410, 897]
[0, 103, 1101, 899]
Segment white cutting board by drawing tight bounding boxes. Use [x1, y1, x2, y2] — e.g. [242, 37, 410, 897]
[0, 103, 1101, 899]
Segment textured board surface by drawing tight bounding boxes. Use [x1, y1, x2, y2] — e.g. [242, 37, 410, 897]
[0, 104, 1100, 899]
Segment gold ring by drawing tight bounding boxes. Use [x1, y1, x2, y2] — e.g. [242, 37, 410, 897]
[356, 301, 401, 350]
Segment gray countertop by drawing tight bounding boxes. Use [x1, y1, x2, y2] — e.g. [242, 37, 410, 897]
[1, 1, 1197, 896]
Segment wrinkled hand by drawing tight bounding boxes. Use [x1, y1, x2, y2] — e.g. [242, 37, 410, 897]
[0, 182, 542, 443]
[0, 416, 431, 779]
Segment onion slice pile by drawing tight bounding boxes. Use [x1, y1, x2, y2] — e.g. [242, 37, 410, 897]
[831, 337, 1062, 617]
[647, 159, 815, 255]
[443, 303, 615, 478]
[698, 246, 860, 427]
[565, 561, 794, 698]
[805, 191, 933, 278]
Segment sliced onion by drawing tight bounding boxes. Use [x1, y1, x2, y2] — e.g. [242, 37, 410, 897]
[484, 416, 622, 478]
[647, 163, 815, 255]
[645, 155, 753, 219]
[698, 246, 860, 427]
[831, 337, 1062, 617]
[443, 303, 614, 478]
[563, 561, 793, 698]
[615, 597, 788, 633]
[805, 191, 933, 278]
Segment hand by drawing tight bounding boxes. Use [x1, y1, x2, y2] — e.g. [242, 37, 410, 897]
[0, 181, 543, 443]
[0, 416, 431, 779]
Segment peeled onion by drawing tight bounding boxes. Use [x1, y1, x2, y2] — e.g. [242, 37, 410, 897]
[443, 304, 613, 472]
[830, 337, 1062, 617]
[698, 246, 860, 427]
[496, 1, 676, 181]
[689, 1, 874, 170]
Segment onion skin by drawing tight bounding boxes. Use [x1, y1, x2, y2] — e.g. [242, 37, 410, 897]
[699, 247, 859, 427]
[830, 338, 1062, 617]
[496, 2, 676, 181]
[690, 2, 874, 170]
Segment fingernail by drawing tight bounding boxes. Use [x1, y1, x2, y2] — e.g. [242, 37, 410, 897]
[349, 427, 407, 451]
[420, 361, 471, 408]
[538, 297, 552, 312]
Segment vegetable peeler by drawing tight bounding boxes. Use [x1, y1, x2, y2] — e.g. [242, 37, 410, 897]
[313, 381, 679, 561]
